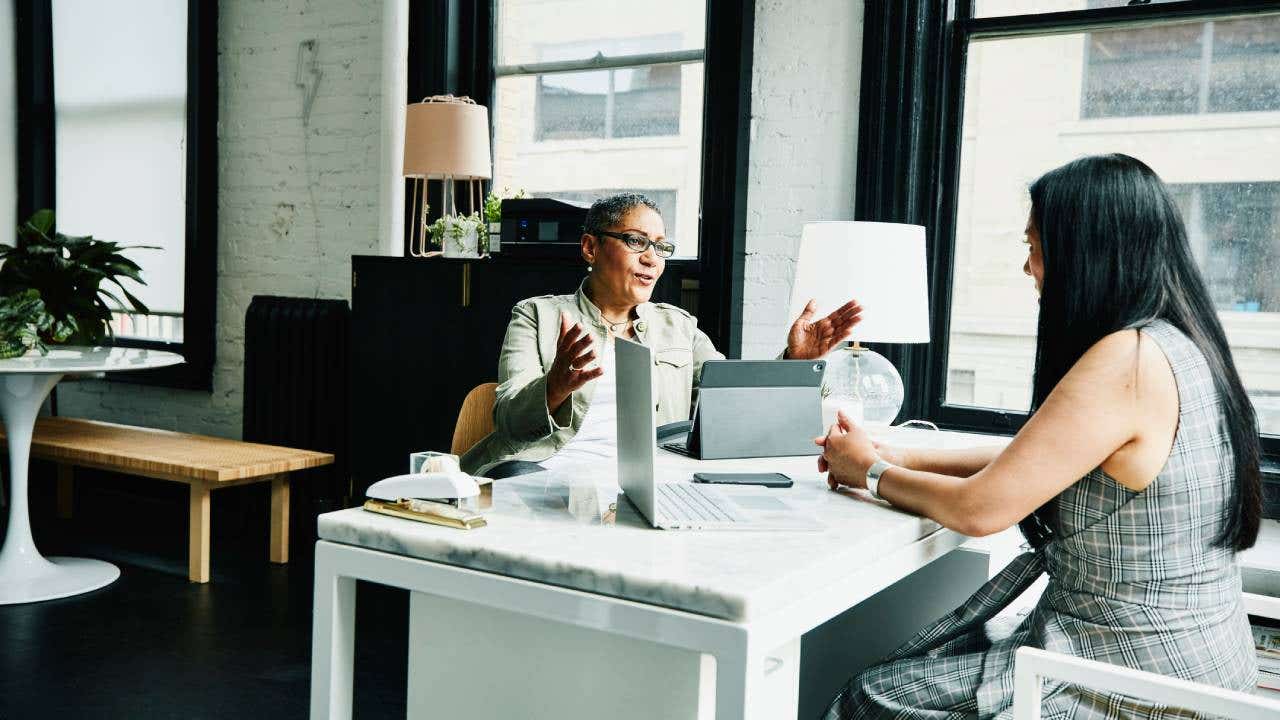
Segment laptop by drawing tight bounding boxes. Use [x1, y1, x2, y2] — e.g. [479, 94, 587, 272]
[661, 359, 826, 460]
[615, 337, 823, 531]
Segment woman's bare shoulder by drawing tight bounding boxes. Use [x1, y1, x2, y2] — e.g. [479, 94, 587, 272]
[1074, 328, 1174, 387]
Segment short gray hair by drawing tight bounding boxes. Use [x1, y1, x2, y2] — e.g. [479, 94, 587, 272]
[582, 193, 661, 236]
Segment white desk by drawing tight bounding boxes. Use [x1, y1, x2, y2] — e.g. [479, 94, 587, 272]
[310, 427, 1007, 719]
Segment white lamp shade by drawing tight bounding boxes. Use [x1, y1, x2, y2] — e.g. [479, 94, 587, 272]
[403, 99, 492, 180]
[788, 222, 930, 344]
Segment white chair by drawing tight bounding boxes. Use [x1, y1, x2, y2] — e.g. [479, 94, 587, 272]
[1013, 646, 1280, 720]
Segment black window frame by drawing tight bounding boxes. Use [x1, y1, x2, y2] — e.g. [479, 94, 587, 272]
[407, 0, 754, 355]
[14, 0, 217, 390]
[858, 0, 1280, 468]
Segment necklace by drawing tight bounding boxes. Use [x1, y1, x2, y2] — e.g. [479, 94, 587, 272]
[602, 316, 632, 335]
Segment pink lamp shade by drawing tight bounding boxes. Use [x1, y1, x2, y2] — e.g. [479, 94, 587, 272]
[403, 97, 492, 180]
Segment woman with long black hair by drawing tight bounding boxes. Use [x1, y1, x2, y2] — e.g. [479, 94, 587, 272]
[819, 154, 1261, 719]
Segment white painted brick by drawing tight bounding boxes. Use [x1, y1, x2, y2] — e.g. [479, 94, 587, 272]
[742, 0, 862, 357]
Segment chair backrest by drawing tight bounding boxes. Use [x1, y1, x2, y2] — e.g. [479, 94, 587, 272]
[451, 383, 498, 456]
[1013, 646, 1280, 720]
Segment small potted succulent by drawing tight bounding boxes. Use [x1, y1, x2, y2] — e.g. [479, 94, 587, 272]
[0, 209, 153, 345]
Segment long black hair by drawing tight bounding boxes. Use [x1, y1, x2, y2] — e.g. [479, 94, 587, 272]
[1023, 153, 1261, 551]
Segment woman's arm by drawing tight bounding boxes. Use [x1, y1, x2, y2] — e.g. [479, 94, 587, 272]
[492, 303, 571, 442]
[824, 330, 1151, 537]
[884, 445, 1003, 477]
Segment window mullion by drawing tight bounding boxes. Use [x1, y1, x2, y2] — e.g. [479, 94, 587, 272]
[494, 48, 705, 78]
[605, 69, 615, 139]
[1198, 21, 1214, 113]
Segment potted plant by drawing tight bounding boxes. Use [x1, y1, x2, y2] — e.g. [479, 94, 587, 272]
[0, 209, 154, 345]
[429, 211, 487, 259]
[0, 289, 74, 358]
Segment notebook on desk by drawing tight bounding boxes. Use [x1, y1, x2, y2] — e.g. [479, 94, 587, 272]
[615, 337, 822, 531]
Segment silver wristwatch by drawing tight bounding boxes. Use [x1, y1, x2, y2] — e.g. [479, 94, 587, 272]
[865, 459, 895, 501]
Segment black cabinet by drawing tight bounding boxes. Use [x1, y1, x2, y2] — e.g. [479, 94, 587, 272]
[350, 254, 688, 494]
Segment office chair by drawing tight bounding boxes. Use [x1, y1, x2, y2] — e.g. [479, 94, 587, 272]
[450, 383, 498, 456]
[1012, 646, 1280, 720]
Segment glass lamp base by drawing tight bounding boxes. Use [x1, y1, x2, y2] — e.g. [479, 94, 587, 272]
[821, 343, 904, 427]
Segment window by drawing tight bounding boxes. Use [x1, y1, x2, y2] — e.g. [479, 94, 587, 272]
[414, 0, 753, 353]
[1081, 15, 1280, 118]
[942, 7, 1280, 437]
[534, 36, 683, 141]
[1169, 182, 1280, 313]
[855, 1, 1280, 456]
[493, 0, 706, 259]
[15, 0, 217, 388]
[52, 0, 187, 343]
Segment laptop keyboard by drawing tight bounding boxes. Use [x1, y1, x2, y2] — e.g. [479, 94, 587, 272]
[657, 483, 737, 524]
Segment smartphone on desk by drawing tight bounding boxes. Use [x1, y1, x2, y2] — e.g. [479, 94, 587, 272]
[692, 472, 793, 488]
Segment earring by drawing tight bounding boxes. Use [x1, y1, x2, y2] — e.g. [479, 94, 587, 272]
[587, 264, 593, 272]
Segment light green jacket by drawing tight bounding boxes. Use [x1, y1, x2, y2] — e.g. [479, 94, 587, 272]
[460, 280, 724, 475]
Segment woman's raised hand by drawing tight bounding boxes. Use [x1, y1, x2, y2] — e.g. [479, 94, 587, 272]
[786, 298, 863, 360]
[546, 312, 605, 413]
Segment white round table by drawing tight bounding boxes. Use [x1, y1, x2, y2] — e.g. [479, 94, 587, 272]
[0, 347, 184, 604]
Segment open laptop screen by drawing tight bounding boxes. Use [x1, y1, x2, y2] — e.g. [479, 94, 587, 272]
[615, 337, 659, 524]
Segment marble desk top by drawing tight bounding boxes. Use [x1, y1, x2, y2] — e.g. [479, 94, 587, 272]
[319, 427, 1008, 622]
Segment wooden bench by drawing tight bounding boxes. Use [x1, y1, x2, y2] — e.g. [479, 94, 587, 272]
[2, 417, 334, 583]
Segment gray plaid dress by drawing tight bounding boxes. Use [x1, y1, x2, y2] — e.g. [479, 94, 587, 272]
[824, 320, 1258, 719]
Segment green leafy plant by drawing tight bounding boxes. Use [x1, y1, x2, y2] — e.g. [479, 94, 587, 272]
[482, 187, 526, 225]
[0, 289, 74, 358]
[428, 212, 486, 252]
[0, 209, 154, 345]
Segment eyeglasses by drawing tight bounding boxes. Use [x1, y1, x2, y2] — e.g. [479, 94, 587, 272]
[595, 230, 676, 259]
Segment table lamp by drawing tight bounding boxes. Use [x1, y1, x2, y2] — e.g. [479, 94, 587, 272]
[788, 222, 930, 426]
[403, 95, 492, 257]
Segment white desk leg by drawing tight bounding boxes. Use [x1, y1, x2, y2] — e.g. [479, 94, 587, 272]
[715, 633, 765, 720]
[311, 543, 356, 720]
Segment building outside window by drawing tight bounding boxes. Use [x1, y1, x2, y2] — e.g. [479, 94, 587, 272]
[492, 0, 705, 257]
[948, 368, 977, 407]
[1168, 182, 1280, 314]
[944, 4, 1280, 435]
[1082, 13, 1280, 118]
[535, 36, 683, 141]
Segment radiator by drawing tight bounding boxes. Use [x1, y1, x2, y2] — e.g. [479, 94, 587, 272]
[242, 296, 350, 549]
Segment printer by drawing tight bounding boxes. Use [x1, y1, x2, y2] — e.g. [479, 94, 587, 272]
[499, 197, 589, 251]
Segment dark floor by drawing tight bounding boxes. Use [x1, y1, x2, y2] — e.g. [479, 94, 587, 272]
[0, 465, 408, 720]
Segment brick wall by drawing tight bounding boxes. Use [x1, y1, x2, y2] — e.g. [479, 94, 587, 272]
[739, 0, 863, 359]
[56, 0, 385, 436]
